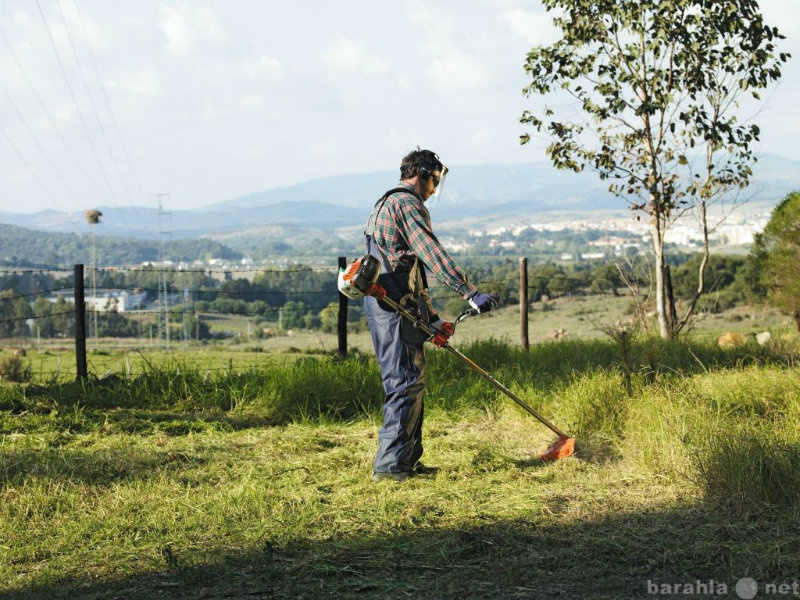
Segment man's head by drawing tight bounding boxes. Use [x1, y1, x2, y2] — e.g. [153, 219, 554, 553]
[400, 148, 448, 201]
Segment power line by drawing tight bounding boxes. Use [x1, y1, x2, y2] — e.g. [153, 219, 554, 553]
[34, 0, 121, 221]
[52, 0, 142, 238]
[0, 75, 92, 214]
[0, 120, 83, 234]
[72, 0, 152, 211]
[0, 14, 151, 240]
[0, 23, 114, 211]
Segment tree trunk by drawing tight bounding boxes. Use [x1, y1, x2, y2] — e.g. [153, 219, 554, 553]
[665, 265, 677, 325]
[651, 216, 672, 340]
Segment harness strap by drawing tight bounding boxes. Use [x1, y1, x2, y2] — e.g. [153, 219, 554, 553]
[363, 187, 416, 238]
[363, 186, 429, 308]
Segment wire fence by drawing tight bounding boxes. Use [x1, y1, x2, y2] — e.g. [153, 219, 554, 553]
[0, 262, 530, 334]
[0, 257, 622, 382]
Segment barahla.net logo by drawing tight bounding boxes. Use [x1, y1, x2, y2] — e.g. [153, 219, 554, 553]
[647, 579, 730, 597]
[647, 577, 800, 598]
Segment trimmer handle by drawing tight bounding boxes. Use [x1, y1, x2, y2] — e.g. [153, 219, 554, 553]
[454, 308, 479, 326]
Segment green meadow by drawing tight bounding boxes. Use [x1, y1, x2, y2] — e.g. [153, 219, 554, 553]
[2, 321, 800, 599]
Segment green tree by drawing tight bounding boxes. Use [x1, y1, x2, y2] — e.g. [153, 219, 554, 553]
[530, 263, 563, 299]
[32, 297, 58, 338]
[319, 303, 339, 334]
[97, 310, 139, 338]
[670, 255, 744, 299]
[0, 291, 33, 337]
[520, 0, 788, 339]
[50, 295, 75, 337]
[279, 300, 308, 330]
[753, 191, 800, 331]
[589, 263, 622, 295]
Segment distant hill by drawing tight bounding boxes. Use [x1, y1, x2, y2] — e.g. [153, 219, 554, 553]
[0, 223, 241, 270]
[1, 155, 798, 260]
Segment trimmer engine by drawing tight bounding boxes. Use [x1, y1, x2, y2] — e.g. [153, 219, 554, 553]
[337, 255, 384, 300]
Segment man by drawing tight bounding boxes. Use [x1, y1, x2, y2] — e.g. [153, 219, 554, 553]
[364, 148, 497, 482]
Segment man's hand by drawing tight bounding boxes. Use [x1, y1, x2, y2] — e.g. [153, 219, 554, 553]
[468, 291, 500, 314]
[429, 320, 454, 347]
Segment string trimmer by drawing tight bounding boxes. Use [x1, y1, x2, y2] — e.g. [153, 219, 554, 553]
[338, 255, 575, 461]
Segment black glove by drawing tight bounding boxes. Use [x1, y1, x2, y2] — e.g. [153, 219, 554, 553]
[468, 291, 499, 314]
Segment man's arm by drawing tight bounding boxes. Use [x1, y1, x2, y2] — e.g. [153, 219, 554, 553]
[395, 199, 478, 299]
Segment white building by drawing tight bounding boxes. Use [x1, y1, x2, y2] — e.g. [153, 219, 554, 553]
[49, 289, 148, 313]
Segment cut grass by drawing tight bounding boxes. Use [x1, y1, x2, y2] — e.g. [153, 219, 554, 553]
[3, 410, 798, 599]
[2, 337, 800, 599]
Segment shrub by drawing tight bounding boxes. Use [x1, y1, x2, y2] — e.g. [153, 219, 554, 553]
[0, 355, 31, 383]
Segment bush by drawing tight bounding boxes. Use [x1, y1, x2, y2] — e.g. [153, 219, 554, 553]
[0, 354, 31, 383]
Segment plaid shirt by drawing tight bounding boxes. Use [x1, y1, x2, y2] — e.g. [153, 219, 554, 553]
[367, 182, 477, 299]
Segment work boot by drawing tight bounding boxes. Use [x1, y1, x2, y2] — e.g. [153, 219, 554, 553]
[413, 463, 440, 476]
[372, 471, 412, 482]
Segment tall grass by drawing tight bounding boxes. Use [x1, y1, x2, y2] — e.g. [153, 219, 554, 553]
[3, 335, 800, 598]
[2, 336, 800, 514]
[699, 427, 800, 514]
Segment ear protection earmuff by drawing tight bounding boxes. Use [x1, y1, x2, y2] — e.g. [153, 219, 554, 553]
[417, 154, 438, 180]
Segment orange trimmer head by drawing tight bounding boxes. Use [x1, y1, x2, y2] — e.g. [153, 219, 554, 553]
[539, 435, 576, 461]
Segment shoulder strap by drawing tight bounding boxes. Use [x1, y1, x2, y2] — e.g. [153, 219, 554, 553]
[364, 186, 420, 237]
[364, 187, 430, 299]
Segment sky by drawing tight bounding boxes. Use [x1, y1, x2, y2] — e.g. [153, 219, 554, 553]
[0, 0, 798, 220]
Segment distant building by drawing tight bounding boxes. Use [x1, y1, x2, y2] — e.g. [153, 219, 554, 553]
[48, 289, 148, 312]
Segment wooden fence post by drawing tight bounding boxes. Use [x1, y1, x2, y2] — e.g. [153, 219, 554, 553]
[337, 256, 348, 357]
[74, 264, 88, 382]
[519, 257, 529, 350]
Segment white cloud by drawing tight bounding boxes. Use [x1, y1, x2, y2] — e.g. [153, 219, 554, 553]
[319, 35, 389, 76]
[50, 103, 78, 126]
[469, 129, 493, 148]
[237, 93, 264, 109]
[159, 5, 225, 56]
[9, 10, 33, 29]
[498, 8, 560, 45]
[57, 1, 106, 53]
[105, 68, 159, 97]
[430, 51, 491, 91]
[403, 2, 492, 91]
[241, 55, 285, 82]
[404, 1, 452, 41]
[307, 139, 338, 159]
[396, 74, 413, 90]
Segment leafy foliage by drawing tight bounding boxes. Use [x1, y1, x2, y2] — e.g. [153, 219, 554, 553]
[752, 191, 800, 330]
[520, 0, 789, 338]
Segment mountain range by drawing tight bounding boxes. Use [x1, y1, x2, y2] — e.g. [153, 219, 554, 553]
[2, 155, 799, 252]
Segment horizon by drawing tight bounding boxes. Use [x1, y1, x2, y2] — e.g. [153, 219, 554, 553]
[1, 152, 798, 218]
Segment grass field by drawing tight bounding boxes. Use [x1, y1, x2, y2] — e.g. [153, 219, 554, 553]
[2, 301, 800, 599]
[2, 295, 793, 383]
